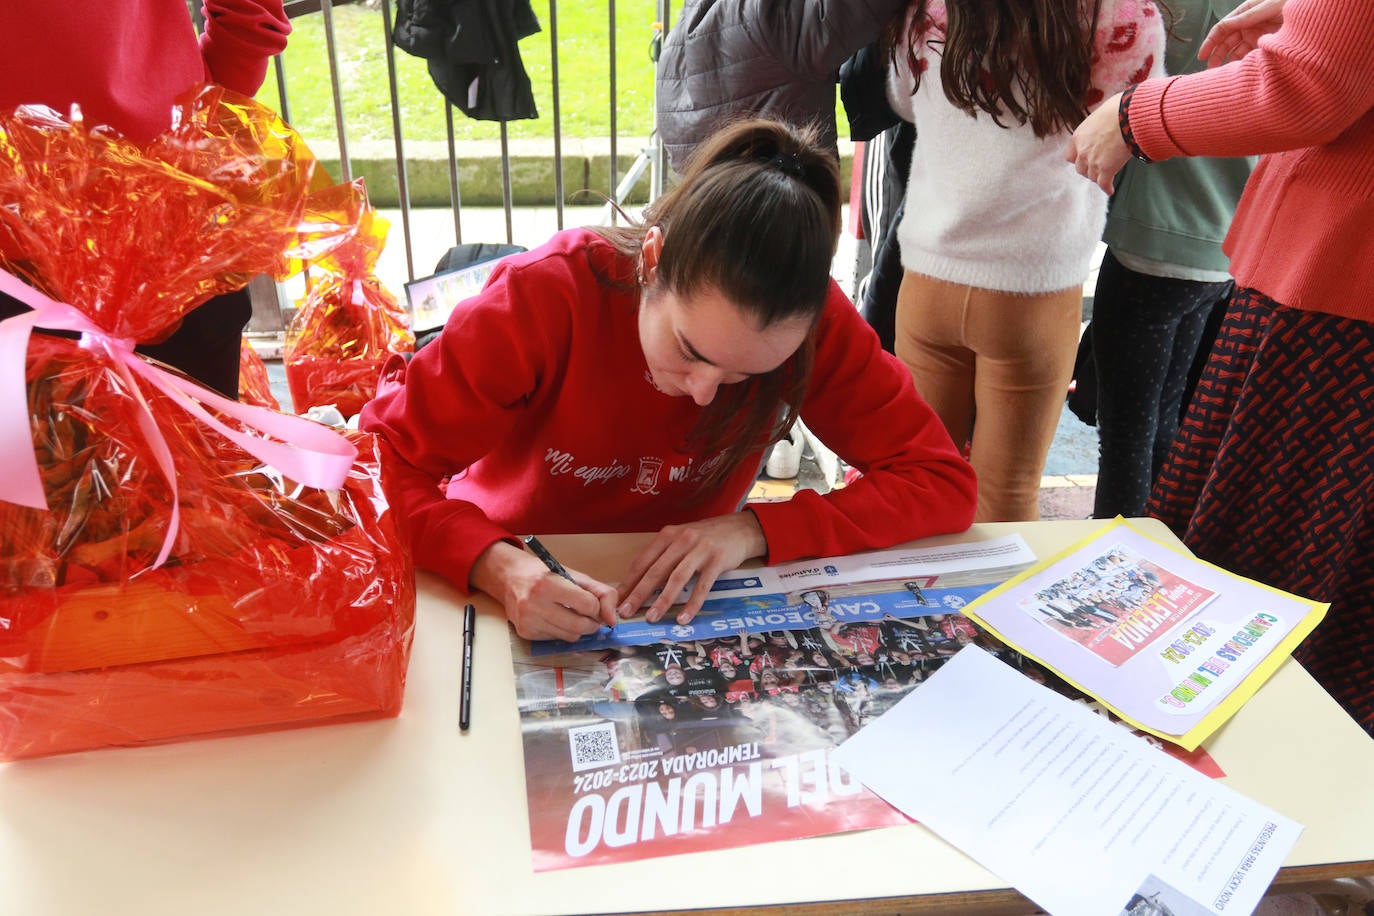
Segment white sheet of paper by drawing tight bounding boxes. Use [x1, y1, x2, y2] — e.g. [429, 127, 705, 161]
[831, 647, 1301, 916]
[684, 534, 1038, 602]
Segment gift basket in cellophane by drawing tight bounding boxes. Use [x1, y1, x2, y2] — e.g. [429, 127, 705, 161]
[283, 195, 413, 419]
[0, 86, 416, 762]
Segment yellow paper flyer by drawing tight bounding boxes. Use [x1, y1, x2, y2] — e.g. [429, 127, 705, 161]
[960, 518, 1327, 750]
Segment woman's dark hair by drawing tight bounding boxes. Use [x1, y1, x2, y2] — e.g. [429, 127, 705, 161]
[887, 0, 1106, 139]
[592, 118, 842, 490]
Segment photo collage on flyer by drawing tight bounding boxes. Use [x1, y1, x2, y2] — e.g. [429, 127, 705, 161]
[1016, 544, 1217, 668]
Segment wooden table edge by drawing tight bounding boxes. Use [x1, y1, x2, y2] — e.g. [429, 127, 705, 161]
[597, 862, 1374, 915]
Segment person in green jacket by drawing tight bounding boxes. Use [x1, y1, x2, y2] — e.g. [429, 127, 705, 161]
[1082, 0, 1256, 518]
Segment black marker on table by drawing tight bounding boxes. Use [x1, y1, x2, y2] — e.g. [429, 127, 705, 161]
[459, 602, 475, 731]
[524, 535, 614, 631]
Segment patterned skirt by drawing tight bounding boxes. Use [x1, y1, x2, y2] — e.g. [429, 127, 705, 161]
[1148, 287, 1374, 735]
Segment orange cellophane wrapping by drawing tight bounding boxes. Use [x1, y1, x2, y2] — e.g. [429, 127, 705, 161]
[238, 338, 281, 409]
[284, 198, 413, 418]
[0, 87, 416, 761]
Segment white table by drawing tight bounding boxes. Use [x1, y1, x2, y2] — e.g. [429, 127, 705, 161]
[2, 520, 1371, 915]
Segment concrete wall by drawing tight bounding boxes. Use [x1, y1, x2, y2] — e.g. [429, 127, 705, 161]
[318, 139, 857, 208]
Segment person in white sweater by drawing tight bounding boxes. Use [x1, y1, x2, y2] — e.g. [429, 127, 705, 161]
[886, 0, 1165, 520]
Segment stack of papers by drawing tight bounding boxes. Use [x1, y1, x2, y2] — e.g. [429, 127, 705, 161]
[833, 646, 1302, 916]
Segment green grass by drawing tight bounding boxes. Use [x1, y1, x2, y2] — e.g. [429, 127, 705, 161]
[259, 2, 660, 146]
[258, 2, 849, 149]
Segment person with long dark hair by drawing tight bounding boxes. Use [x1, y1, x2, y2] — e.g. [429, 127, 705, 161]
[361, 119, 977, 642]
[885, 0, 1165, 520]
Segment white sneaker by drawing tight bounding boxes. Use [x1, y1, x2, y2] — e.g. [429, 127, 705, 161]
[765, 423, 805, 479]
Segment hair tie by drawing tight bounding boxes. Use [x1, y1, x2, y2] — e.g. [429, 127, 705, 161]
[768, 152, 804, 179]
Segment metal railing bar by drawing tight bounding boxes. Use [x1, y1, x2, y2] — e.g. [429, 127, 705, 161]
[446, 105, 463, 246]
[500, 122, 514, 244]
[549, 0, 565, 229]
[318, 0, 352, 182]
[271, 55, 293, 124]
[608, 0, 618, 224]
[651, 0, 672, 200]
[379, 0, 416, 281]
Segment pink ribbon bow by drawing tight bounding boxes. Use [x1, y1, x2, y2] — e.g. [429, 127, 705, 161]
[0, 269, 358, 569]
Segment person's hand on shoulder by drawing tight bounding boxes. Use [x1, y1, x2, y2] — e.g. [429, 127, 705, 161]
[616, 512, 769, 626]
[471, 541, 619, 642]
[1198, 0, 1286, 68]
[1064, 91, 1130, 195]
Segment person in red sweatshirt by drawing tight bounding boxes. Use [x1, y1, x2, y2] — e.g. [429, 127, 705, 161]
[0, 0, 291, 398]
[1066, 0, 1374, 734]
[361, 119, 978, 643]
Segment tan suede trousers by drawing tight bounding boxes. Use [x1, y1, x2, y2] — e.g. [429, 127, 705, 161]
[895, 270, 1082, 522]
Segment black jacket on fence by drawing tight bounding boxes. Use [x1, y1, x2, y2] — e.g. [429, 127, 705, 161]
[393, 0, 541, 122]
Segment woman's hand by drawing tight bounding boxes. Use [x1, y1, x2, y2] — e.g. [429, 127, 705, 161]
[616, 512, 769, 626]
[1064, 92, 1130, 195]
[471, 541, 620, 642]
[1199, 0, 1286, 68]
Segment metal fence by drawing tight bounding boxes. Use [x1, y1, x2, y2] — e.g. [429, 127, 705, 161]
[271, 0, 669, 285]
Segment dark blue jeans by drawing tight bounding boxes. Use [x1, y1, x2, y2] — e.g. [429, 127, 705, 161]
[1090, 250, 1231, 518]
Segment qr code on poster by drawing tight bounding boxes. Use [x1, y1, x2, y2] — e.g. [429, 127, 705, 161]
[568, 721, 621, 772]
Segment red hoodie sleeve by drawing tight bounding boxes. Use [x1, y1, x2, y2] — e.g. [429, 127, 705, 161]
[749, 283, 978, 563]
[359, 254, 573, 593]
[199, 0, 291, 95]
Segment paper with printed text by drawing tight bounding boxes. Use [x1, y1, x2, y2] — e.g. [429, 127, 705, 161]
[832, 646, 1300, 916]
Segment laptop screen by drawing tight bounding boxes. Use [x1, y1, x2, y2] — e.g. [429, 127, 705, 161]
[403, 256, 504, 333]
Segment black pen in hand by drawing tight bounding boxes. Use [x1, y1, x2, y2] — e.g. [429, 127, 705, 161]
[523, 534, 576, 583]
[523, 535, 615, 630]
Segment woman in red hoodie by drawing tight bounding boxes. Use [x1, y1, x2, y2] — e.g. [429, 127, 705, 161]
[361, 119, 978, 643]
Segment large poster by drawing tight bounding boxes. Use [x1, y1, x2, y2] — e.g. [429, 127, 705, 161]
[528, 536, 1038, 656]
[512, 540, 1224, 871]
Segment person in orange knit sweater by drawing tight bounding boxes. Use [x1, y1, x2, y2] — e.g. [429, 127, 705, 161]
[1066, 0, 1374, 734]
[0, 0, 291, 398]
